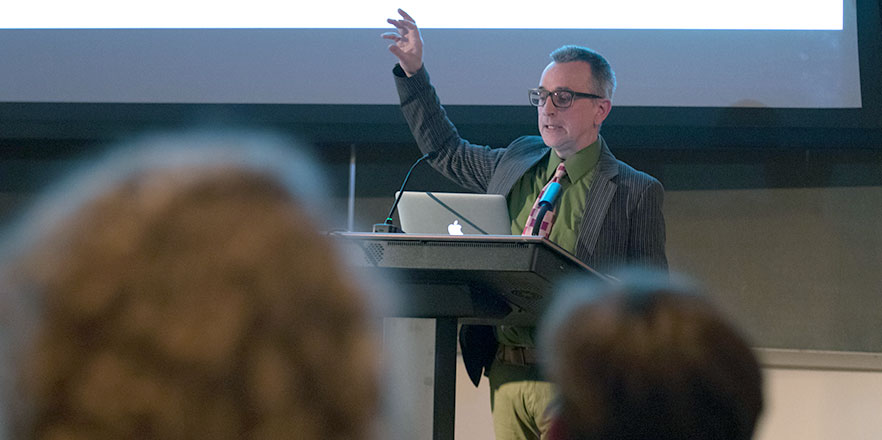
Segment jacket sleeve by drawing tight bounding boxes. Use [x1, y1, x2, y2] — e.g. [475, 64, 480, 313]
[394, 64, 506, 193]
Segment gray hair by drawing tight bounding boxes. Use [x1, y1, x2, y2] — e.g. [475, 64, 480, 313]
[550, 45, 617, 100]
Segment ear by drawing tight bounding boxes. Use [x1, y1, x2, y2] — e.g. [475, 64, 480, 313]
[593, 99, 612, 127]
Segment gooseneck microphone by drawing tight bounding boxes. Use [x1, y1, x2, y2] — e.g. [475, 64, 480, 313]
[530, 182, 562, 236]
[373, 152, 435, 233]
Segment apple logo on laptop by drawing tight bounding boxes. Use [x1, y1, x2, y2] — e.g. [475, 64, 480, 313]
[447, 220, 464, 235]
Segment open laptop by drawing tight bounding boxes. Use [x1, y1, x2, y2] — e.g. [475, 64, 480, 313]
[396, 191, 512, 235]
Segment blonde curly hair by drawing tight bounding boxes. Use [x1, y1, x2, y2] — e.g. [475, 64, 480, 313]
[1, 132, 380, 440]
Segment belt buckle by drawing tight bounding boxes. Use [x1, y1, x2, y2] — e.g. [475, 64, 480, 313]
[504, 346, 527, 366]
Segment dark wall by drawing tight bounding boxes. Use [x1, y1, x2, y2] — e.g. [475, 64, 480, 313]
[2, 0, 882, 351]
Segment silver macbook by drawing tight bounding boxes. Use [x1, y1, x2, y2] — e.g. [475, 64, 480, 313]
[396, 191, 512, 235]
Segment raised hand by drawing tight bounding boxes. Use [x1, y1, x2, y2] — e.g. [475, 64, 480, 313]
[381, 9, 423, 77]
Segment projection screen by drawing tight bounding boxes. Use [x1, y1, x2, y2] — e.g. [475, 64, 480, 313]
[0, 0, 864, 110]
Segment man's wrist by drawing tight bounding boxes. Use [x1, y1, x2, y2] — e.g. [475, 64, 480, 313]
[393, 63, 409, 78]
[393, 63, 424, 78]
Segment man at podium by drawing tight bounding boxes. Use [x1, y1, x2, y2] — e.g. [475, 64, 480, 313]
[383, 9, 667, 440]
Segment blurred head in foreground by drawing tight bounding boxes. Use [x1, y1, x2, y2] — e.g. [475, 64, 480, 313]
[539, 270, 763, 440]
[0, 131, 381, 440]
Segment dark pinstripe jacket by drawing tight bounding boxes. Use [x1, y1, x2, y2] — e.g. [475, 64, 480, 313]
[396, 65, 667, 385]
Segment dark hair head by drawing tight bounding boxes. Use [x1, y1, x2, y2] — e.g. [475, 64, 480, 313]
[540, 270, 763, 440]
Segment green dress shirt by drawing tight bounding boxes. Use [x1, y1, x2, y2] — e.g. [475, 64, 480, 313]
[499, 138, 602, 346]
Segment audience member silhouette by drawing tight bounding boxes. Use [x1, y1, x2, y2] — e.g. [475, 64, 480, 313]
[0, 132, 382, 440]
[539, 271, 764, 440]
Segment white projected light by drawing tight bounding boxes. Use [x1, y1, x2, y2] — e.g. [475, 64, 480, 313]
[3, 0, 842, 30]
[0, 0, 861, 108]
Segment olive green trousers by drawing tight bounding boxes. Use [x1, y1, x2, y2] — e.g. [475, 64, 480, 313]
[487, 359, 557, 440]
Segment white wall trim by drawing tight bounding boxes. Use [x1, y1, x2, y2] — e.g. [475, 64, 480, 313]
[756, 348, 882, 372]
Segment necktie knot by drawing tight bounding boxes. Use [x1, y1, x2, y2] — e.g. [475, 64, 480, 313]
[551, 163, 567, 183]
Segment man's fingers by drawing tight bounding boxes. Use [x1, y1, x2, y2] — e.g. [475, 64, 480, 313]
[386, 18, 403, 31]
[384, 9, 419, 63]
[398, 8, 415, 24]
[396, 18, 417, 31]
[387, 18, 415, 35]
[388, 45, 404, 57]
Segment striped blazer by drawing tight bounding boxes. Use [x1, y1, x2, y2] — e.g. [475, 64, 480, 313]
[395, 65, 668, 385]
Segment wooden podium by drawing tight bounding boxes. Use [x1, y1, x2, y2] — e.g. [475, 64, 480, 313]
[333, 233, 600, 439]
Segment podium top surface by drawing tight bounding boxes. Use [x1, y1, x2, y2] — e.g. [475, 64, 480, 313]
[331, 232, 603, 323]
[333, 232, 594, 271]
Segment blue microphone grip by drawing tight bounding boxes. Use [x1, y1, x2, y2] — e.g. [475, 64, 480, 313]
[538, 182, 562, 208]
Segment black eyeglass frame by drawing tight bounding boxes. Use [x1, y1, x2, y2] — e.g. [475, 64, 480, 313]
[528, 88, 605, 108]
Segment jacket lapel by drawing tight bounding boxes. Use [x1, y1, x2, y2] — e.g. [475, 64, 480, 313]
[487, 145, 549, 195]
[575, 137, 619, 263]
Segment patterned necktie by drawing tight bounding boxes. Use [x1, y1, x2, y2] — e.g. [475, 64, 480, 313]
[522, 162, 567, 238]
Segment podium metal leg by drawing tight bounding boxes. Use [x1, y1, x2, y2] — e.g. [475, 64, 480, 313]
[433, 317, 457, 440]
[382, 317, 459, 440]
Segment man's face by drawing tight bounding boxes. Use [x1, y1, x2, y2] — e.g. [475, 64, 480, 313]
[537, 61, 610, 159]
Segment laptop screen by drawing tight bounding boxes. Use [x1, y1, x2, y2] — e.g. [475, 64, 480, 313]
[396, 191, 512, 235]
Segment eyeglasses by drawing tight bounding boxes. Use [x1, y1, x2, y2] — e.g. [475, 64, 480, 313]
[528, 88, 604, 108]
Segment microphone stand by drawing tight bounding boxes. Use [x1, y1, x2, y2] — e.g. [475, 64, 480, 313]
[373, 152, 432, 233]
